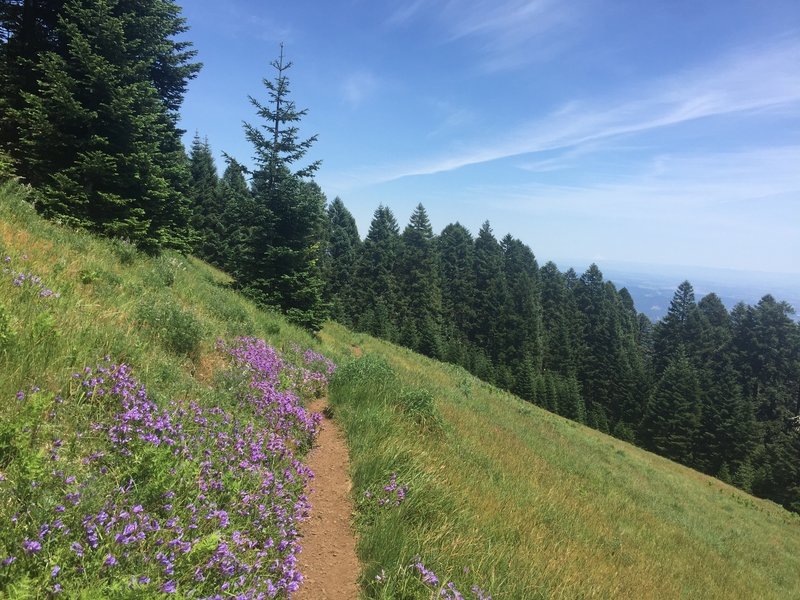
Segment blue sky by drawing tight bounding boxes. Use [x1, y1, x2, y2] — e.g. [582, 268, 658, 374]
[178, 0, 800, 275]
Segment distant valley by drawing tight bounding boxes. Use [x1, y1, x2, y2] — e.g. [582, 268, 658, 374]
[571, 260, 800, 322]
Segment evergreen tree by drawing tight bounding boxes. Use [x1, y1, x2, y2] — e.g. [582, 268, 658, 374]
[5, 0, 200, 251]
[188, 134, 224, 265]
[500, 235, 543, 391]
[397, 204, 443, 358]
[539, 262, 579, 376]
[239, 45, 326, 330]
[323, 197, 360, 326]
[438, 222, 476, 365]
[694, 360, 756, 476]
[354, 205, 400, 340]
[217, 156, 253, 275]
[471, 221, 506, 371]
[642, 350, 701, 465]
[653, 281, 704, 372]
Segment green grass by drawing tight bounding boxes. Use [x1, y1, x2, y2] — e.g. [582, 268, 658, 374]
[2, 179, 799, 599]
[0, 181, 348, 597]
[323, 323, 800, 599]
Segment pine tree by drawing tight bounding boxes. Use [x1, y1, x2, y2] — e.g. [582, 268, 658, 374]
[500, 235, 543, 390]
[188, 134, 224, 265]
[471, 221, 506, 370]
[438, 222, 476, 365]
[239, 45, 326, 330]
[217, 156, 253, 275]
[354, 205, 401, 340]
[539, 262, 579, 376]
[397, 204, 443, 358]
[3, 0, 199, 252]
[653, 281, 704, 372]
[642, 350, 701, 465]
[323, 197, 361, 326]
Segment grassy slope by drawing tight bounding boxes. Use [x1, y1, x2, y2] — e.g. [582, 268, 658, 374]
[322, 329, 800, 599]
[2, 180, 799, 598]
[0, 182, 349, 596]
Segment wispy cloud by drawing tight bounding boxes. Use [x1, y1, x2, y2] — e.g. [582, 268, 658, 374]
[340, 71, 380, 107]
[388, 0, 588, 70]
[462, 145, 800, 272]
[368, 38, 800, 182]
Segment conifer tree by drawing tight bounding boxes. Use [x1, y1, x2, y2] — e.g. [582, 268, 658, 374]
[500, 235, 543, 390]
[438, 222, 476, 365]
[642, 350, 701, 465]
[239, 45, 326, 330]
[653, 281, 704, 372]
[217, 156, 253, 275]
[471, 221, 506, 370]
[355, 205, 401, 340]
[539, 261, 579, 376]
[3, 0, 199, 252]
[397, 204, 443, 358]
[188, 134, 224, 265]
[323, 197, 361, 326]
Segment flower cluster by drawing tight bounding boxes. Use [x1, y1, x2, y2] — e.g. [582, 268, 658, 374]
[364, 473, 408, 508]
[3, 255, 60, 299]
[0, 338, 335, 597]
[410, 557, 492, 600]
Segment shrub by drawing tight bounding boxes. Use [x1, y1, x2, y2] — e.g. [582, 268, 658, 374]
[136, 295, 204, 357]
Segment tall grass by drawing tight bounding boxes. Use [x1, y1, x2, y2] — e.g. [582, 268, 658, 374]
[324, 322, 800, 599]
[0, 182, 341, 596]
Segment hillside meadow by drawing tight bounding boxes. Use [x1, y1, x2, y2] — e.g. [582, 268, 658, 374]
[1, 180, 799, 598]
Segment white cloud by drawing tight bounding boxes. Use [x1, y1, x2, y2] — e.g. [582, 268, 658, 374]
[341, 71, 380, 107]
[368, 38, 800, 182]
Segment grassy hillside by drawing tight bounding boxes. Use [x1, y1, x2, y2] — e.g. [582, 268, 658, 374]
[0, 181, 344, 597]
[2, 179, 799, 599]
[323, 330, 800, 598]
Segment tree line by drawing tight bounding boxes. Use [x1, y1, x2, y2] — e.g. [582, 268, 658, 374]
[323, 202, 800, 512]
[2, 2, 798, 512]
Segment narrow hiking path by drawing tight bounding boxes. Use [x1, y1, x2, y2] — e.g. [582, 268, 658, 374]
[297, 398, 360, 599]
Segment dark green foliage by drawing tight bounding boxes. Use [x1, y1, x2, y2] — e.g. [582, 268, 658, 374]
[500, 235, 543, 392]
[539, 261, 578, 376]
[652, 281, 704, 372]
[353, 205, 401, 340]
[237, 46, 326, 331]
[217, 156, 254, 274]
[188, 134, 225, 265]
[471, 222, 506, 370]
[2, 0, 199, 252]
[438, 222, 476, 366]
[642, 351, 701, 464]
[323, 197, 360, 325]
[397, 204, 443, 358]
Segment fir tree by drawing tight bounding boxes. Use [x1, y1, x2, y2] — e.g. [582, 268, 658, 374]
[4, 0, 199, 252]
[354, 205, 401, 340]
[217, 156, 253, 275]
[653, 281, 704, 372]
[500, 235, 543, 389]
[539, 261, 579, 376]
[188, 134, 224, 265]
[438, 222, 476, 365]
[642, 350, 701, 465]
[471, 221, 506, 370]
[397, 204, 443, 358]
[239, 45, 326, 330]
[323, 197, 361, 325]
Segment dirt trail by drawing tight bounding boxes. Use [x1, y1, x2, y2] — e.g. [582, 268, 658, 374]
[296, 398, 360, 600]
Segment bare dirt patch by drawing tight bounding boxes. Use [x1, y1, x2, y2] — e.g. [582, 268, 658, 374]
[296, 398, 360, 600]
